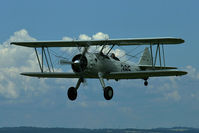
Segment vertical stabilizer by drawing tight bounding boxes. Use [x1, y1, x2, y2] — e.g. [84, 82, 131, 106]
[139, 47, 152, 66]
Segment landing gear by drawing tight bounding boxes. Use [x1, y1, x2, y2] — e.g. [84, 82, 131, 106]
[67, 87, 77, 101]
[67, 78, 83, 101]
[98, 72, 114, 100]
[104, 86, 113, 100]
[144, 79, 148, 86]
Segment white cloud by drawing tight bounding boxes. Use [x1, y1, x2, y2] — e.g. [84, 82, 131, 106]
[164, 90, 181, 101]
[0, 30, 117, 100]
[79, 34, 92, 40]
[0, 80, 18, 98]
[112, 48, 126, 59]
[92, 32, 109, 40]
[61, 36, 77, 54]
[78, 101, 88, 107]
[60, 32, 126, 61]
[91, 32, 126, 60]
[185, 65, 199, 80]
[4, 29, 36, 45]
[0, 30, 134, 100]
[0, 29, 68, 99]
[145, 75, 184, 102]
[0, 29, 39, 99]
[62, 36, 73, 41]
[145, 65, 199, 102]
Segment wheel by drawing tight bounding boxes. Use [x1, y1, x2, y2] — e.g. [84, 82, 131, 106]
[104, 86, 113, 100]
[144, 80, 148, 86]
[67, 87, 77, 101]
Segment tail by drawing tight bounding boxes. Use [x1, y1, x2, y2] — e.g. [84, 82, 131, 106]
[138, 47, 152, 66]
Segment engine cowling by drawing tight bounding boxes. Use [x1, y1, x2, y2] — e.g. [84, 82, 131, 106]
[71, 54, 88, 73]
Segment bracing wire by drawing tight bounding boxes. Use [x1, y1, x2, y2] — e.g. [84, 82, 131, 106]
[123, 49, 145, 63]
[49, 49, 68, 59]
[118, 45, 140, 59]
[49, 48, 77, 70]
[115, 45, 146, 63]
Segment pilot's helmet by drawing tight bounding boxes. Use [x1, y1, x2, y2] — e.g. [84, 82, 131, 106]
[111, 53, 115, 58]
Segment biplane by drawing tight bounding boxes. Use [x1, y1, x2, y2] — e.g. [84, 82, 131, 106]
[11, 37, 187, 101]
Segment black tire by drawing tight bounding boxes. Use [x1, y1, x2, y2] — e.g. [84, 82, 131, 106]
[67, 87, 77, 101]
[104, 86, 113, 100]
[144, 81, 148, 86]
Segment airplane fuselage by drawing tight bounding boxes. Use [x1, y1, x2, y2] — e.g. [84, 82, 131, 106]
[71, 52, 140, 76]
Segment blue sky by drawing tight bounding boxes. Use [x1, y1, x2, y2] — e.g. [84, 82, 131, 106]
[0, 0, 199, 129]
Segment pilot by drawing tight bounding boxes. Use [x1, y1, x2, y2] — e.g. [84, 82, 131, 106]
[110, 53, 120, 61]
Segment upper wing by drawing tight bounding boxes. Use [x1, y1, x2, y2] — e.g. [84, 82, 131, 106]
[104, 70, 187, 80]
[11, 37, 184, 48]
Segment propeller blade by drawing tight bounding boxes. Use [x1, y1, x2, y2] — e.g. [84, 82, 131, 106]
[59, 59, 73, 65]
[79, 46, 89, 63]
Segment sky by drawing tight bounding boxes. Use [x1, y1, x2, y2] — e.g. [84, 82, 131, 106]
[0, 0, 199, 129]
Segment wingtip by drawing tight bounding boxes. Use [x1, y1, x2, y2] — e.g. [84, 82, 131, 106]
[181, 39, 185, 43]
[20, 72, 30, 76]
[184, 71, 188, 75]
[20, 72, 26, 76]
[180, 71, 188, 75]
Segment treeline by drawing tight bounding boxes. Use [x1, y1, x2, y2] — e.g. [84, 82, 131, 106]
[0, 127, 198, 133]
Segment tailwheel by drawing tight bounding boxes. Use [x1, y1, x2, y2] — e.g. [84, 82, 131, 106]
[104, 86, 113, 100]
[144, 80, 148, 86]
[67, 87, 77, 101]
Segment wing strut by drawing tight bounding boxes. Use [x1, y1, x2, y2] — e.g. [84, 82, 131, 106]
[158, 44, 162, 67]
[43, 47, 51, 72]
[35, 48, 43, 72]
[149, 43, 166, 69]
[34, 47, 54, 73]
[106, 44, 115, 55]
[150, 44, 154, 69]
[162, 44, 166, 67]
[47, 47, 54, 72]
[42, 47, 44, 72]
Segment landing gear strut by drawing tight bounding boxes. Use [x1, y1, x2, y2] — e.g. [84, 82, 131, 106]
[98, 72, 114, 100]
[67, 78, 83, 101]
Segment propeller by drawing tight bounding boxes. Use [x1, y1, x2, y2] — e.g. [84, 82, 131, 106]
[60, 46, 89, 87]
[59, 46, 89, 65]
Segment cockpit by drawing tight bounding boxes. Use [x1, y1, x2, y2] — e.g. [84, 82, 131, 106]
[110, 53, 120, 61]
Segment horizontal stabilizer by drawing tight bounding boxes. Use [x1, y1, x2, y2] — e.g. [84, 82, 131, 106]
[106, 70, 187, 79]
[139, 65, 177, 70]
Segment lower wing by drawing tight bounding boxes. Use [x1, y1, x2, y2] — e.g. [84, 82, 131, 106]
[105, 70, 187, 79]
[21, 70, 187, 79]
[21, 72, 81, 78]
